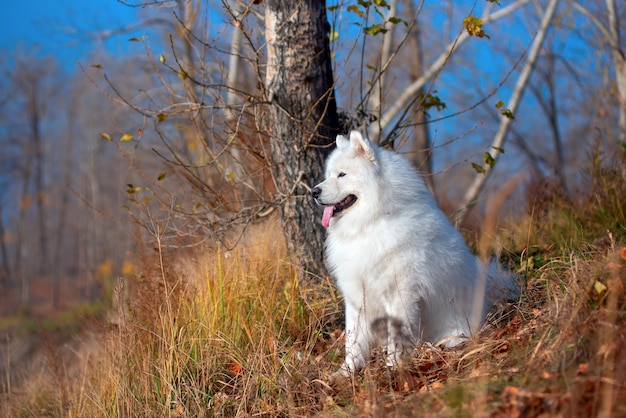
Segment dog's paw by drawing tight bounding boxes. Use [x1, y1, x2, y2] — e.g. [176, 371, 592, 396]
[328, 367, 351, 386]
[311, 368, 350, 394]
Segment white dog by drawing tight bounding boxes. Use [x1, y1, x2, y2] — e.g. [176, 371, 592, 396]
[312, 131, 512, 376]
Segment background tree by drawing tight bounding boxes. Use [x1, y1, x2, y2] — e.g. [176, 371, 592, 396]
[0, 51, 136, 310]
[571, 0, 626, 145]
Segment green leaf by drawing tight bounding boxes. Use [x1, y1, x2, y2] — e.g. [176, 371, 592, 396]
[128, 37, 141, 42]
[347, 4, 365, 17]
[422, 93, 447, 111]
[373, 0, 388, 7]
[91, 64, 103, 70]
[491, 146, 505, 154]
[388, 16, 407, 26]
[100, 132, 113, 142]
[364, 24, 387, 35]
[500, 109, 515, 120]
[330, 29, 339, 42]
[327, 5, 339, 11]
[159, 54, 166, 63]
[495, 101, 505, 109]
[120, 133, 133, 142]
[157, 172, 167, 181]
[471, 163, 485, 174]
[483, 152, 496, 168]
[156, 113, 168, 122]
[357, 0, 372, 8]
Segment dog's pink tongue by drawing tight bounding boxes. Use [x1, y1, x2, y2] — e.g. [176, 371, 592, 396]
[321, 205, 335, 228]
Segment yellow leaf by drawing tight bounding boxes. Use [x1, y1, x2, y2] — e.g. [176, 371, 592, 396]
[100, 132, 113, 142]
[120, 133, 133, 142]
[122, 260, 135, 276]
[594, 280, 607, 294]
[463, 16, 490, 39]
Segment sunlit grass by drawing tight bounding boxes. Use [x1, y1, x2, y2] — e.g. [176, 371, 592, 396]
[68, 220, 342, 416]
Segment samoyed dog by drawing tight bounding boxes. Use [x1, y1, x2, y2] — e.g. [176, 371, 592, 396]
[312, 130, 513, 377]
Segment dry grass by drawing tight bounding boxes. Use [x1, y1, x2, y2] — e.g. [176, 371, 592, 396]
[64, 221, 623, 417]
[2, 153, 626, 417]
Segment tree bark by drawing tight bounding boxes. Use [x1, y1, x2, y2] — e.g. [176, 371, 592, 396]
[265, 0, 339, 280]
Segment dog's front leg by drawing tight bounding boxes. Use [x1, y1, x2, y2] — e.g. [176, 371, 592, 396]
[384, 303, 421, 368]
[337, 303, 368, 376]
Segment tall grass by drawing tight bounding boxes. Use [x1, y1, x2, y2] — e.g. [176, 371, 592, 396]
[71, 220, 345, 416]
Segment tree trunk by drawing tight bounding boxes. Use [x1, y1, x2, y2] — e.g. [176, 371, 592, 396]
[265, 0, 339, 280]
[605, 0, 626, 144]
[0, 200, 10, 284]
[401, 1, 432, 188]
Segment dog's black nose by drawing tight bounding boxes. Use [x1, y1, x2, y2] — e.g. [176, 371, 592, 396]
[311, 187, 321, 199]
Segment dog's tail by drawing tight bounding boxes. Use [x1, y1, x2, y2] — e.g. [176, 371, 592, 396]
[486, 260, 520, 305]
[471, 259, 520, 328]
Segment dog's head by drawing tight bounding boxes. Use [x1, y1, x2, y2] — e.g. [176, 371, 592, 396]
[311, 131, 379, 228]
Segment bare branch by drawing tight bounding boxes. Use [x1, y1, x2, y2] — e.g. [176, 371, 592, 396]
[369, 0, 532, 140]
[454, 0, 560, 225]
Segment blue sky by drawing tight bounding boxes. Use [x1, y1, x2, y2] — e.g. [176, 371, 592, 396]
[2, 0, 145, 72]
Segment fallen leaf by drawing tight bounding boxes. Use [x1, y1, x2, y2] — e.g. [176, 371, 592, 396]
[228, 360, 243, 376]
[540, 370, 554, 380]
[594, 280, 607, 295]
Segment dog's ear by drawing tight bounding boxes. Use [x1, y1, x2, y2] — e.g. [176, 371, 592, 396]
[336, 134, 349, 149]
[349, 131, 376, 161]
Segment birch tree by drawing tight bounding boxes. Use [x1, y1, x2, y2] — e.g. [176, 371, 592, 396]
[367, 0, 533, 142]
[455, 0, 560, 225]
[570, 0, 626, 145]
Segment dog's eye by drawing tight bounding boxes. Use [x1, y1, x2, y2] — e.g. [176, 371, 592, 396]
[338, 172, 346, 178]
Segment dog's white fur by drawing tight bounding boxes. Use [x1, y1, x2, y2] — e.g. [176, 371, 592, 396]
[312, 131, 510, 376]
